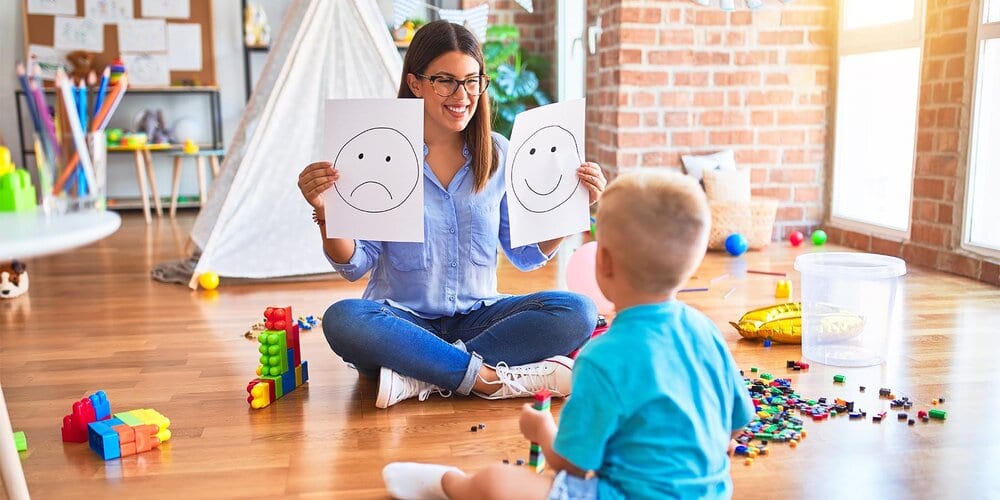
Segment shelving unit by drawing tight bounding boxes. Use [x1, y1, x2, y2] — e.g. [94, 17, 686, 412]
[242, 0, 271, 101]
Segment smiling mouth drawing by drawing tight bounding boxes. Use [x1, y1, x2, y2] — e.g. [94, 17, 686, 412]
[526, 175, 562, 196]
[350, 181, 393, 199]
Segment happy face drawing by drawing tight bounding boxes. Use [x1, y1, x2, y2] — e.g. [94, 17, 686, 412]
[334, 127, 421, 213]
[510, 126, 582, 214]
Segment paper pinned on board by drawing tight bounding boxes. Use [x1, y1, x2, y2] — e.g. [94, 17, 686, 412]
[118, 19, 167, 52]
[27, 0, 76, 16]
[141, 0, 191, 19]
[85, 0, 134, 23]
[166, 23, 202, 70]
[28, 45, 71, 81]
[122, 53, 171, 86]
[505, 99, 590, 248]
[322, 99, 425, 242]
[54, 16, 104, 52]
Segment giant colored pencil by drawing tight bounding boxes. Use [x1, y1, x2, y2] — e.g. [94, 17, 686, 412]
[15, 64, 43, 138]
[30, 65, 61, 157]
[55, 70, 97, 195]
[91, 67, 110, 123]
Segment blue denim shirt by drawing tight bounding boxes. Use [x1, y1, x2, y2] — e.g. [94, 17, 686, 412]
[329, 132, 551, 319]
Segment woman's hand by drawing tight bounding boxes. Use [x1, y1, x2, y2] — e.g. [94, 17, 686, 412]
[577, 162, 607, 205]
[520, 403, 557, 444]
[297, 161, 339, 211]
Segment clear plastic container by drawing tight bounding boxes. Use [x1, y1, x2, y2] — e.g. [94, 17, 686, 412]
[794, 252, 907, 367]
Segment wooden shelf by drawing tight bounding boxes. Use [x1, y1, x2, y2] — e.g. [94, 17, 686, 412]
[108, 197, 201, 210]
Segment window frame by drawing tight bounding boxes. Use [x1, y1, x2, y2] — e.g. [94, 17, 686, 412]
[829, 0, 926, 239]
[962, 0, 1000, 258]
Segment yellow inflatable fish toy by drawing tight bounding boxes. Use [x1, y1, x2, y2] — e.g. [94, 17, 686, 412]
[730, 302, 865, 344]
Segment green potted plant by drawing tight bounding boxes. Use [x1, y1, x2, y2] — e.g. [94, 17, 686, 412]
[483, 25, 551, 138]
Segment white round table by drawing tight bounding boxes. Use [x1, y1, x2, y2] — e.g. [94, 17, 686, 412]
[0, 209, 121, 499]
[0, 210, 121, 260]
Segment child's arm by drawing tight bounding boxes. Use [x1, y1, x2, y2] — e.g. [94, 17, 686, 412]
[520, 404, 589, 477]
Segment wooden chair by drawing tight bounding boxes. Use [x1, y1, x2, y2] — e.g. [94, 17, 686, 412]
[168, 149, 224, 217]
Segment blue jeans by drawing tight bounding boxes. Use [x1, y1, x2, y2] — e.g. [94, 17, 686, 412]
[322, 292, 597, 395]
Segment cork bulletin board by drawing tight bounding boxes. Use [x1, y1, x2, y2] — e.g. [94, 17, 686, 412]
[23, 0, 216, 87]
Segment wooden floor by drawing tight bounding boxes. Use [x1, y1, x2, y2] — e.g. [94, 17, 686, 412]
[2, 211, 998, 499]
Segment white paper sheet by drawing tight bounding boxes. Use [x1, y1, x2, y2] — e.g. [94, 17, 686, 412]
[322, 99, 424, 242]
[141, 0, 190, 19]
[122, 53, 170, 86]
[85, 0, 134, 23]
[118, 19, 167, 52]
[28, 45, 71, 81]
[53, 17, 104, 52]
[505, 99, 590, 248]
[27, 0, 76, 16]
[166, 23, 202, 70]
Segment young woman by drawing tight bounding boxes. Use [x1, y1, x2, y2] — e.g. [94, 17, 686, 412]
[297, 21, 607, 409]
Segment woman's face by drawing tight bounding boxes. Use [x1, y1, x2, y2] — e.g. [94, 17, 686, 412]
[409, 50, 482, 134]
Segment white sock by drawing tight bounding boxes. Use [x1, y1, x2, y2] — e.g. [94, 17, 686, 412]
[382, 462, 463, 500]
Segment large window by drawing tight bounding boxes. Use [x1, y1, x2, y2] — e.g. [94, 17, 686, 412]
[965, 0, 1000, 253]
[831, 0, 924, 233]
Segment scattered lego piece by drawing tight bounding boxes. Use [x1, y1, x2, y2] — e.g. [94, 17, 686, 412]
[879, 388, 891, 397]
[470, 426, 478, 432]
[908, 419, 915, 426]
[763, 338, 772, 347]
[478, 423, 486, 430]
[775, 280, 792, 299]
[929, 409, 947, 420]
[744, 458, 754, 466]
[939, 397, 945, 403]
[833, 375, 845, 383]
[897, 413, 908, 421]
[860, 386, 866, 392]
[502, 459, 509, 464]
[13, 431, 26, 452]
[786, 360, 797, 368]
[789, 439, 798, 448]
[917, 410, 928, 419]
[515, 459, 525, 466]
[932, 399, 938, 406]
[751, 367, 758, 373]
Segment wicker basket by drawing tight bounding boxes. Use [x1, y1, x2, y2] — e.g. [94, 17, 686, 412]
[708, 197, 778, 250]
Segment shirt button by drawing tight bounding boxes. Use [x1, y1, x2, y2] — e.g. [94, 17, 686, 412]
[449, 227, 456, 234]
[444, 193, 451, 199]
[449, 295, 455, 301]
[450, 261, 457, 267]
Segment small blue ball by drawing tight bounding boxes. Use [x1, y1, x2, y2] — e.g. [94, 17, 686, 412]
[725, 234, 748, 256]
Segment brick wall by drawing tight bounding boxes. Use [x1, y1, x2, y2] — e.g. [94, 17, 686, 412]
[585, 0, 834, 237]
[826, 0, 999, 285]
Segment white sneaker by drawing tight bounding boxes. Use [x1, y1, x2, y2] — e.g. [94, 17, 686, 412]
[376, 367, 450, 409]
[476, 356, 574, 400]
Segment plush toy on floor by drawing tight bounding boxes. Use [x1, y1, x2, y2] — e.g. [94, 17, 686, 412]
[0, 260, 29, 299]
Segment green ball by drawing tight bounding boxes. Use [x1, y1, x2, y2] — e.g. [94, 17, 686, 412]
[811, 229, 828, 246]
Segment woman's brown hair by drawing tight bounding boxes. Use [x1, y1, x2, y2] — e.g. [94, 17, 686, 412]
[398, 20, 497, 193]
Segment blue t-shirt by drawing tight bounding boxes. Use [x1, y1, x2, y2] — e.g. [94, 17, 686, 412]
[329, 132, 552, 319]
[553, 301, 755, 499]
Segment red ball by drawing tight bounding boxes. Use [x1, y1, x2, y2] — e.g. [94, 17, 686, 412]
[789, 231, 805, 247]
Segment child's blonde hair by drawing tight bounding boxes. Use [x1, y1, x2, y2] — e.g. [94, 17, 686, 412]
[596, 170, 710, 295]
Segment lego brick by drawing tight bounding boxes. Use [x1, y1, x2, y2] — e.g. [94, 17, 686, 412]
[295, 365, 302, 386]
[258, 330, 288, 376]
[132, 409, 171, 442]
[62, 398, 98, 443]
[287, 348, 295, 372]
[262, 375, 283, 399]
[13, 431, 27, 452]
[300, 361, 309, 383]
[288, 324, 301, 367]
[247, 379, 273, 409]
[281, 370, 295, 395]
[114, 411, 144, 427]
[88, 391, 111, 420]
[88, 418, 125, 460]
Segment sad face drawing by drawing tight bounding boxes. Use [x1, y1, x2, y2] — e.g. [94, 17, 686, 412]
[334, 127, 421, 214]
[510, 126, 582, 214]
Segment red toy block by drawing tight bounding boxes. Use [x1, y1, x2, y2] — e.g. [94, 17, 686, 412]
[62, 398, 97, 443]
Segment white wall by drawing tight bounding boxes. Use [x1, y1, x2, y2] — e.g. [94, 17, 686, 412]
[0, 1, 272, 203]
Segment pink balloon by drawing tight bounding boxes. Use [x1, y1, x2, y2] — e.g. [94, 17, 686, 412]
[565, 241, 614, 315]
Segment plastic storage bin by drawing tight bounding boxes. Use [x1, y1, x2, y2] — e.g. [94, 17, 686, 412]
[794, 252, 907, 367]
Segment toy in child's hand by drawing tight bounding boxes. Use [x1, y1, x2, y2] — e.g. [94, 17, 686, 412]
[789, 231, 804, 247]
[725, 234, 748, 256]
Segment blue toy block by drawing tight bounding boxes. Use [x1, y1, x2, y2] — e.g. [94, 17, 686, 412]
[287, 348, 295, 369]
[88, 417, 124, 460]
[301, 361, 309, 383]
[89, 391, 111, 420]
[281, 370, 295, 394]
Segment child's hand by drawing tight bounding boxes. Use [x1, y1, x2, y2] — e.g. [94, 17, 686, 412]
[577, 162, 607, 205]
[298, 161, 339, 211]
[519, 403, 557, 443]
[728, 439, 738, 456]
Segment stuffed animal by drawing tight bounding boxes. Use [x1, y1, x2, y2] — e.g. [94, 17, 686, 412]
[0, 260, 29, 299]
[66, 51, 96, 81]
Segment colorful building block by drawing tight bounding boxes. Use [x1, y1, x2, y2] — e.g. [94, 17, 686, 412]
[88, 417, 125, 460]
[0, 169, 37, 212]
[528, 389, 552, 473]
[63, 394, 105, 443]
[281, 370, 296, 395]
[247, 306, 309, 409]
[258, 330, 288, 376]
[13, 431, 27, 452]
[775, 280, 792, 299]
[88, 391, 111, 420]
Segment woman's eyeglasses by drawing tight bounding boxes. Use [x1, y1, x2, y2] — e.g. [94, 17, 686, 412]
[415, 73, 490, 97]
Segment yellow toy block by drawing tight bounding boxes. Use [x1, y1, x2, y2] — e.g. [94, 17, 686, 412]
[0, 147, 12, 176]
[249, 382, 272, 409]
[775, 280, 792, 299]
[127, 409, 171, 443]
[295, 365, 303, 386]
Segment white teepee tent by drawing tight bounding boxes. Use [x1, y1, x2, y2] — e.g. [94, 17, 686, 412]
[175, 0, 402, 289]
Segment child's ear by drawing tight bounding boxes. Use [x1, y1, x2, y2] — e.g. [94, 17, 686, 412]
[595, 244, 613, 280]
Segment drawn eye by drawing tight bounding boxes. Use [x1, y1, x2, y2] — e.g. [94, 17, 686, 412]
[358, 153, 364, 160]
[550, 146, 557, 152]
[529, 148, 536, 155]
[385, 155, 391, 162]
